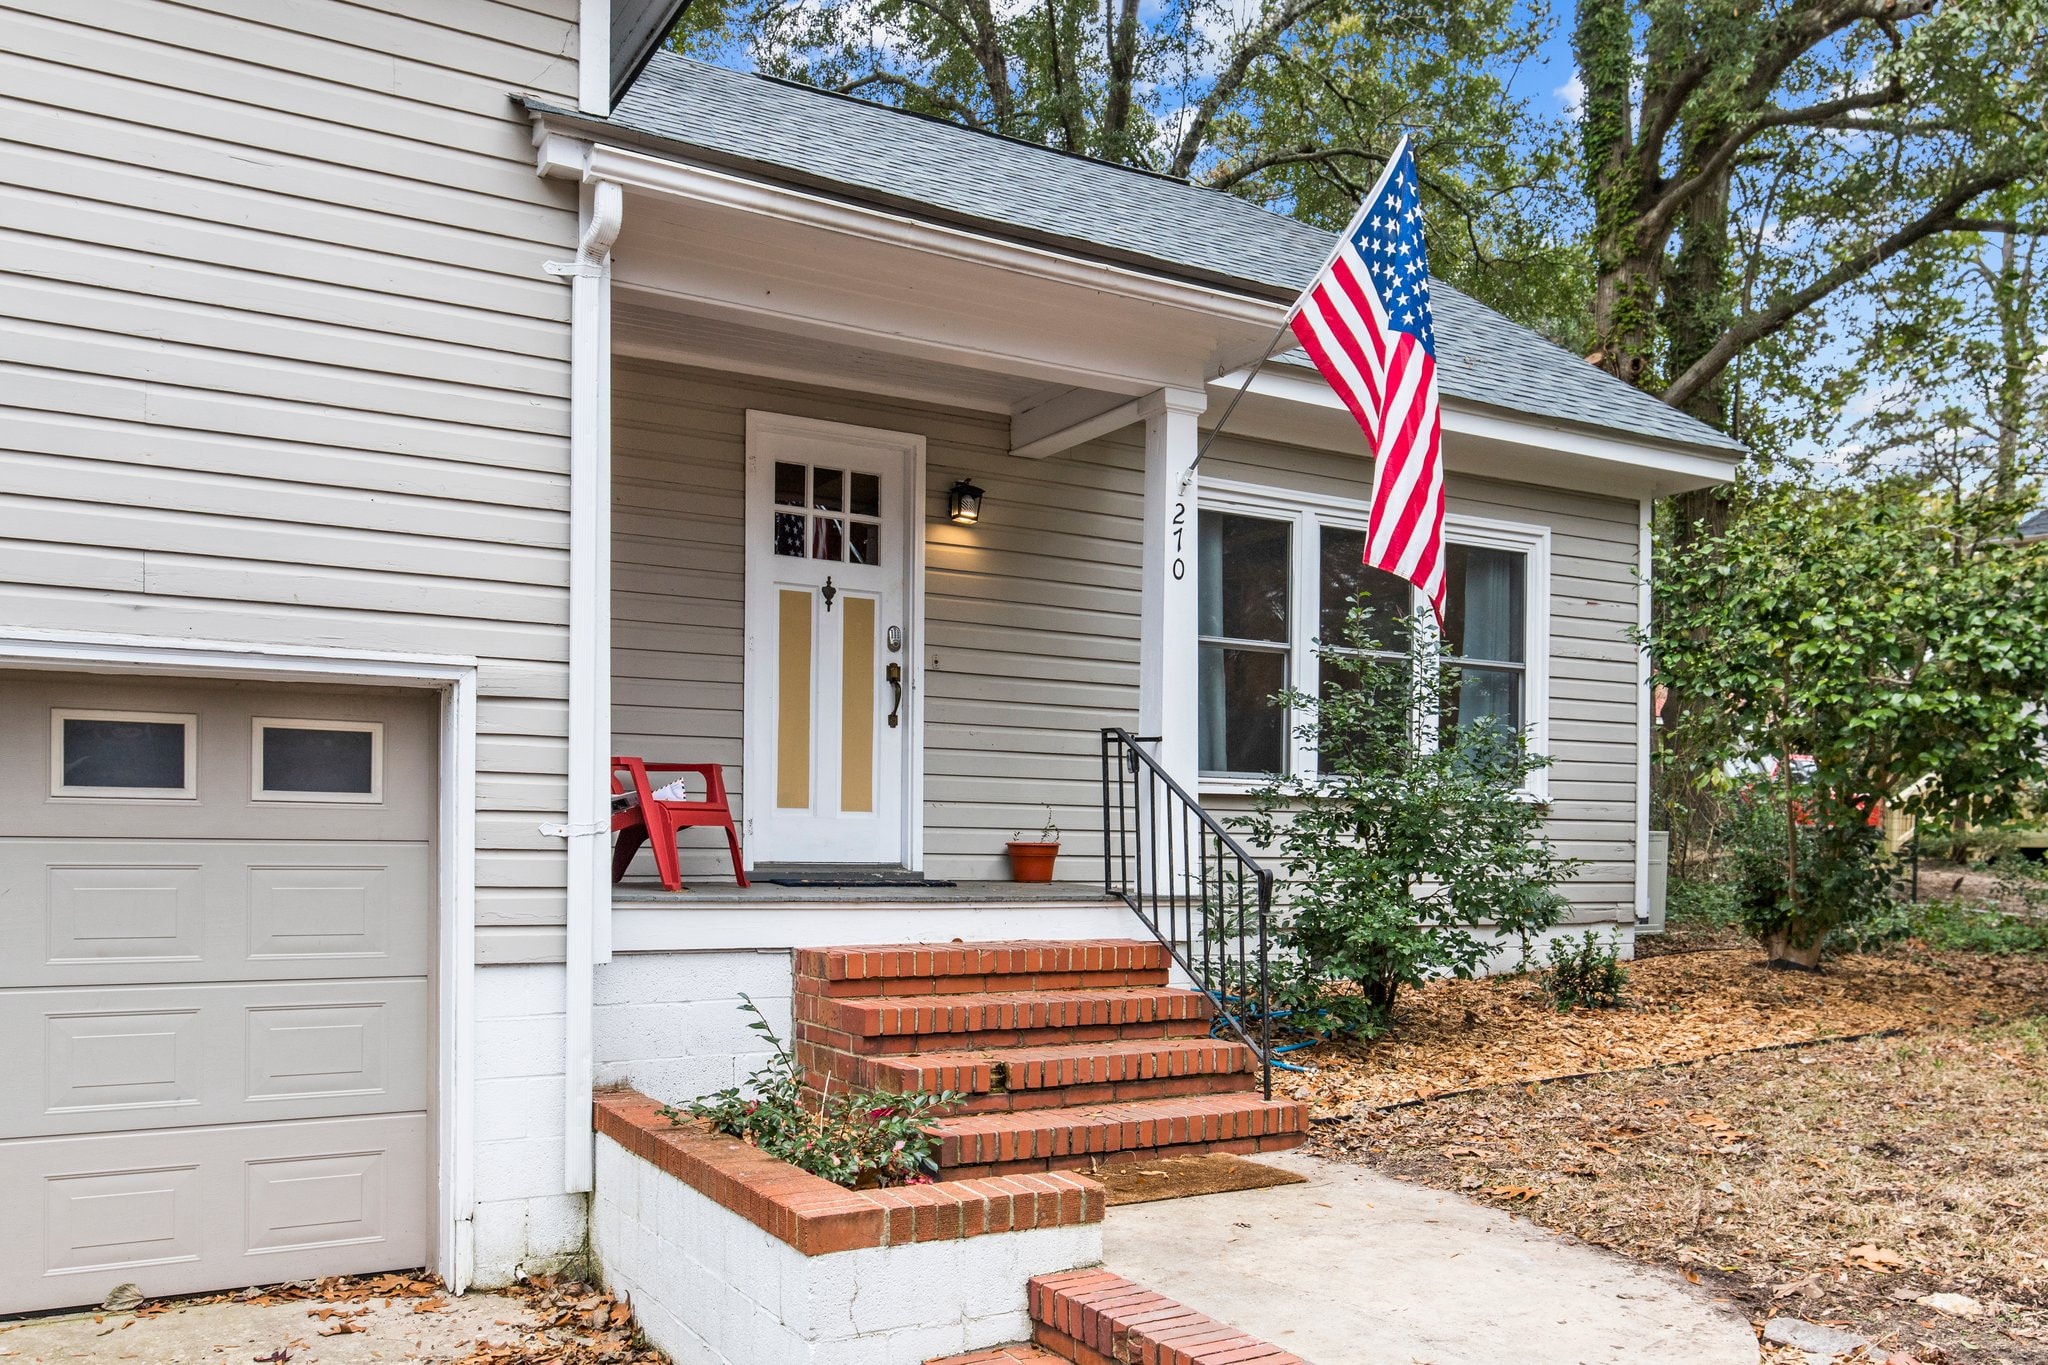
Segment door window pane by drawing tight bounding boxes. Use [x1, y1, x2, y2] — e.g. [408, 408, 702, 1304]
[811, 517, 844, 561]
[812, 467, 843, 511]
[774, 512, 806, 558]
[57, 714, 191, 792]
[849, 472, 880, 517]
[1198, 645, 1287, 774]
[774, 462, 806, 507]
[1198, 513, 1289, 642]
[846, 521, 879, 566]
[258, 723, 378, 798]
[1319, 527, 1411, 651]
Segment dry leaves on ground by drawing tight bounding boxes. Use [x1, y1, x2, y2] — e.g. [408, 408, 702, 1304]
[1312, 1019, 2048, 1364]
[455, 1274, 662, 1365]
[1280, 946, 2048, 1114]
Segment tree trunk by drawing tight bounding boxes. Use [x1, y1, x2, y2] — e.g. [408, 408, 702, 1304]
[1761, 930, 1826, 970]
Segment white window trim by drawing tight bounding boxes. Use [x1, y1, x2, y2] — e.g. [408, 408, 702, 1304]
[1195, 477, 1552, 802]
[251, 717, 385, 804]
[49, 708, 199, 799]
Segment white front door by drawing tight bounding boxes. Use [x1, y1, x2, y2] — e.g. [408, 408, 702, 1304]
[743, 412, 923, 866]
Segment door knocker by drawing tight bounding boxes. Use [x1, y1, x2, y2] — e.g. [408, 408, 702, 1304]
[820, 576, 836, 612]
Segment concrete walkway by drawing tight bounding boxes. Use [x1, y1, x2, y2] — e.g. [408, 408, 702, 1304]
[1103, 1150, 1760, 1365]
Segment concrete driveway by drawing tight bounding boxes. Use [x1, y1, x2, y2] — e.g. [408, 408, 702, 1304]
[1104, 1150, 1761, 1365]
[0, 1290, 546, 1365]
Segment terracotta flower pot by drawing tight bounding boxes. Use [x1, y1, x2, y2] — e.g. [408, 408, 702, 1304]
[1005, 840, 1060, 882]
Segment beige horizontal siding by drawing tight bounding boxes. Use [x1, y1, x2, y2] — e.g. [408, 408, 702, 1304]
[0, 0, 582, 938]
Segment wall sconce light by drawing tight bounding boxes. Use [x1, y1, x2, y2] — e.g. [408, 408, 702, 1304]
[947, 478, 985, 525]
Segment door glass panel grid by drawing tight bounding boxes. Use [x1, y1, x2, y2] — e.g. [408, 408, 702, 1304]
[771, 462, 884, 566]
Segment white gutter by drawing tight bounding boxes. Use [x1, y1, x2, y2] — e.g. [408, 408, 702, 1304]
[540, 152, 621, 1196]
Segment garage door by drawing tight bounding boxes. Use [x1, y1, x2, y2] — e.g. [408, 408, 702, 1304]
[0, 672, 437, 1314]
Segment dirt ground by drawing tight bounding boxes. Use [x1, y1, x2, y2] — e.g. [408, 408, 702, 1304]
[1275, 945, 2048, 1115]
[1293, 949, 2048, 1363]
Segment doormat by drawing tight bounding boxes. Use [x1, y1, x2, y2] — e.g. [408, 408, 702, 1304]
[1095, 1153, 1309, 1206]
[760, 873, 960, 888]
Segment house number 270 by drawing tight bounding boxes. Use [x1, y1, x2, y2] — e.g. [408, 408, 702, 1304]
[1170, 500, 1187, 580]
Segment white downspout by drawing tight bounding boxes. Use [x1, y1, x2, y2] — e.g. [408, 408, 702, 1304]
[1635, 496, 1653, 929]
[544, 165, 621, 1195]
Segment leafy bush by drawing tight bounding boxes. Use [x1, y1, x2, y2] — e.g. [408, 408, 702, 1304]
[1720, 790, 1897, 967]
[1237, 607, 1576, 1030]
[1840, 899, 2048, 956]
[659, 995, 962, 1189]
[1664, 875, 1742, 928]
[1540, 931, 1630, 1009]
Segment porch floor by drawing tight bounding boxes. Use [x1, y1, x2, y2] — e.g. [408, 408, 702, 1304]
[612, 874, 1120, 908]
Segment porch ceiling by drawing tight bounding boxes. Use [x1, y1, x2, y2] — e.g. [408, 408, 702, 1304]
[613, 294, 1061, 415]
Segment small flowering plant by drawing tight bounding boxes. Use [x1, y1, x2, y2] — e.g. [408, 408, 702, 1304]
[657, 994, 962, 1189]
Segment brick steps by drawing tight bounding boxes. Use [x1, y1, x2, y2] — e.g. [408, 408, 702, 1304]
[1024, 1268, 1306, 1365]
[924, 1347, 1066, 1365]
[799, 986, 1215, 1049]
[797, 940, 1169, 997]
[932, 1093, 1307, 1176]
[806, 1036, 1259, 1113]
[794, 938, 1306, 1182]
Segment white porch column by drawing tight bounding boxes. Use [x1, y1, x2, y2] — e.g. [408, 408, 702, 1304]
[1137, 387, 1208, 790]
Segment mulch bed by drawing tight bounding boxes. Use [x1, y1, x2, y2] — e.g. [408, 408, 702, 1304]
[1288, 944, 2048, 1364]
[1094, 1152, 1308, 1206]
[1276, 946, 2048, 1116]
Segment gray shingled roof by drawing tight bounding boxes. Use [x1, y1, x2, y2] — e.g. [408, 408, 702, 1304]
[574, 51, 1745, 457]
[2021, 507, 2048, 542]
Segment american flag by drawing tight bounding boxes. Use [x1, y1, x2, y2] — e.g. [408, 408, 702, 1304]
[1286, 137, 1445, 620]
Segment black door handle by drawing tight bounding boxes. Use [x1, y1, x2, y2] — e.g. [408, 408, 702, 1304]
[886, 662, 902, 728]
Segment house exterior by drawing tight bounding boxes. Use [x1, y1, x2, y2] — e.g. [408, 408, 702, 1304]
[0, 0, 1740, 1322]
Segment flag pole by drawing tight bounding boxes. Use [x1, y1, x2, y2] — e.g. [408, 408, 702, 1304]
[1176, 140, 1405, 498]
[1176, 310, 1300, 497]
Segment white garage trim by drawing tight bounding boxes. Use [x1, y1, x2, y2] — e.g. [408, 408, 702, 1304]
[0, 628, 481, 1294]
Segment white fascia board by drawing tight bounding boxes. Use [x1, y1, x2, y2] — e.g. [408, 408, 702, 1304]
[1213, 363, 1742, 496]
[556, 136, 1281, 331]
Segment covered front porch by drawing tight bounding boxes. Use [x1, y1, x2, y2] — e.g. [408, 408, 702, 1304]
[579, 134, 1277, 896]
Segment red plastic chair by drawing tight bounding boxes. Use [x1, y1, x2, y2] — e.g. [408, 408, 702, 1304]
[609, 757, 748, 891]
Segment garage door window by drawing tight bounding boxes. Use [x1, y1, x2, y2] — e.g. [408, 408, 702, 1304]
[253, 719, 382, 802]
[50, 710, 197, 798]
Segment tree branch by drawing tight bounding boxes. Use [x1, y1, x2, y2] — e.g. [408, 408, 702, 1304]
[1204, 141, 1388, 191]
[834, 71, 987, 127]
[1664, 166, 2030, 409]
[1167, 0, 1334, 178]
[1639, 83, 1904, 243]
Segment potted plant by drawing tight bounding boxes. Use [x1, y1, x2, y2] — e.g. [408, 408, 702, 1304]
[1006, 806, 1061, 882]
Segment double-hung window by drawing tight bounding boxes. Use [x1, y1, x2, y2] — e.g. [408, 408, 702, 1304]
[1195, 480, 1550, 797]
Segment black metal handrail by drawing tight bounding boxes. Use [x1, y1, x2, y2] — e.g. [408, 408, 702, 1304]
[1099, 727, 1275, 1099]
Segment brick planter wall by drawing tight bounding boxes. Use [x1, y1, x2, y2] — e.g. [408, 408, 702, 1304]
[590, 1090, 1105, 1365]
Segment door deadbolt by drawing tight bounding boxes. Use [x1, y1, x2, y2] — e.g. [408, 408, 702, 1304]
[887, 625, 902, 653]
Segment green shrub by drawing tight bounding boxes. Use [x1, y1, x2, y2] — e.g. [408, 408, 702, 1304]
[1540, 931, 1630, 1010]
[1665, 875, 1741, 928]
[1840, 899, 2048, 956]
[1237, 607, 1576, 1028]
[1721, 790, 1897, 967]
[659, 995, 963, 1189]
